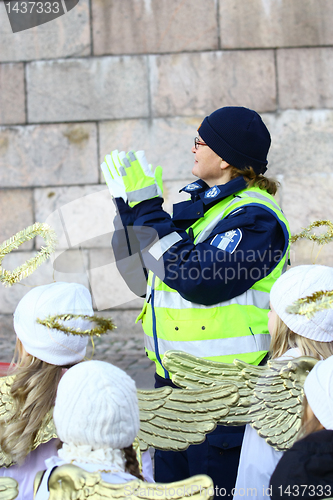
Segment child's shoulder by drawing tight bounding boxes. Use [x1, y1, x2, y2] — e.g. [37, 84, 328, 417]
[277, 347, 302, 361]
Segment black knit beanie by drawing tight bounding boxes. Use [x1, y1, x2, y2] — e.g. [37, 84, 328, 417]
[198, 106, 271, 175]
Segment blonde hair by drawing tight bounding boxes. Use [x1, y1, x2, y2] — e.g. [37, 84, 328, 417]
[269, 317, 333, 440]
[0, 339, 64, 465]
[269, 315, 333, 361]
[298, 396, 325, 439]
[229, 165, 279, 195]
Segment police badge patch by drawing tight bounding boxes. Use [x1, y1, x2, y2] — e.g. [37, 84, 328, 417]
[204, 186, 221, 199]
[210, 229, 242, 253]
[184, 183, 201, 192]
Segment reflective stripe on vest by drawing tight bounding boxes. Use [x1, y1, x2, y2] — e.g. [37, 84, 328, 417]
[147, 190, 287, 260]
[195, 189, 287, 244]
[146, 284, 270, 310]
[145, 332, 271, 358]
[139, 186, 290, 376]
[148, 231, 182, 261]
[231, 190, 282, 211]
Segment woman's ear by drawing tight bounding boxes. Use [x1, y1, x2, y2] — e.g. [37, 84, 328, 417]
[220, 160, 230, 170]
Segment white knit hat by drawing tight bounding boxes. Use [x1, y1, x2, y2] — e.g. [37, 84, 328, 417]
[270, 265, 333, 342]
[53, 360, 140, 450]
[304, 355, 333, 430]
[13, 282, 93, 365]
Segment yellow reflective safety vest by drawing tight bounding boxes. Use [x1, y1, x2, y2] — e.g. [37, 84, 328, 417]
[137, 186, 290, 378]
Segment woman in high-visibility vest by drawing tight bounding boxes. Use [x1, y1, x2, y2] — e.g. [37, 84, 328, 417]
[0, 282, 93, 500]
[102, 106, 290, 494]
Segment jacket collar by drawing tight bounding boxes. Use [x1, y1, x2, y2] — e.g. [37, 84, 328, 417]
[180, 179, 208, 195]
[173, 177, 247, 221]
[180, 177, 247, 205]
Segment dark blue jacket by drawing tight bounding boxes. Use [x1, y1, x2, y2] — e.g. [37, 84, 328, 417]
[112, 177, 288, 305]
[270, 430, 333, 500]
[112, 176, 288, 490]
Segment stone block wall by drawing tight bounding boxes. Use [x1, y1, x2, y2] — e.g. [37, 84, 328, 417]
[1, 0, 333, 361]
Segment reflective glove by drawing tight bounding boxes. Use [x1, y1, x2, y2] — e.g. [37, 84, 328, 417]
[100, 150, 127, 202]
[119, 150, 163, 207]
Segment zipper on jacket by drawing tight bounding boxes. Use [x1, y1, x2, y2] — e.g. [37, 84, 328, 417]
[151, 274, 169, 379]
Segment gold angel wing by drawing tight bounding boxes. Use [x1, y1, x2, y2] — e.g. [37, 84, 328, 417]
[0, 374, 238, 462]
[0, 376, 15, 420]
[33, 471, 45, 498]
[162, 350, 318, 451]
[3, 353, 310, 460]
[137, 383, 239, 452]
[34, 408, 57, 450]
[0, 477, 19, 500]
[46, 464, 214, 500]
[1, 375, 238, 464]
[0, 375, 57, 468]
[0, 376, 18, 467]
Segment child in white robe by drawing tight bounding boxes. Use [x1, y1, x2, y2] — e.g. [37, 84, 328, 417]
[234, 265, 333, 499]
[0, 282, 94, 500]
[34, 359, 145, 498]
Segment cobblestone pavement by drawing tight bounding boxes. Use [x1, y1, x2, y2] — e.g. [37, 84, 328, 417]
[0, 309, 156, 389]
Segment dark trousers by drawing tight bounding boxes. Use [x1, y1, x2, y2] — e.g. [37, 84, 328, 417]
[154, 373, 245, 494]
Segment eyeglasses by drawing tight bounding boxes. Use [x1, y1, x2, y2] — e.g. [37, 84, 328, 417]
[194, 137, 208, 150]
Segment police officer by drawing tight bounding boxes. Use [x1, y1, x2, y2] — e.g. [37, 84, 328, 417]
[102, 106, 290, 493]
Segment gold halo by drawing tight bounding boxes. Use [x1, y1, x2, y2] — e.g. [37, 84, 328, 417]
[36, 314, 116, 337]
[290, 220, 333, 245]
[286, 290, 333, 319]
[0, 223, 57, 287]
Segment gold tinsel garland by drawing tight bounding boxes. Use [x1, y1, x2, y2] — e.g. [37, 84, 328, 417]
[0, 223, 57, 287]
[290, 220, 333, 244]
[286, 290, 333, 319]
[287, 220, 333, 318]
[36, 314, 116, 337]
